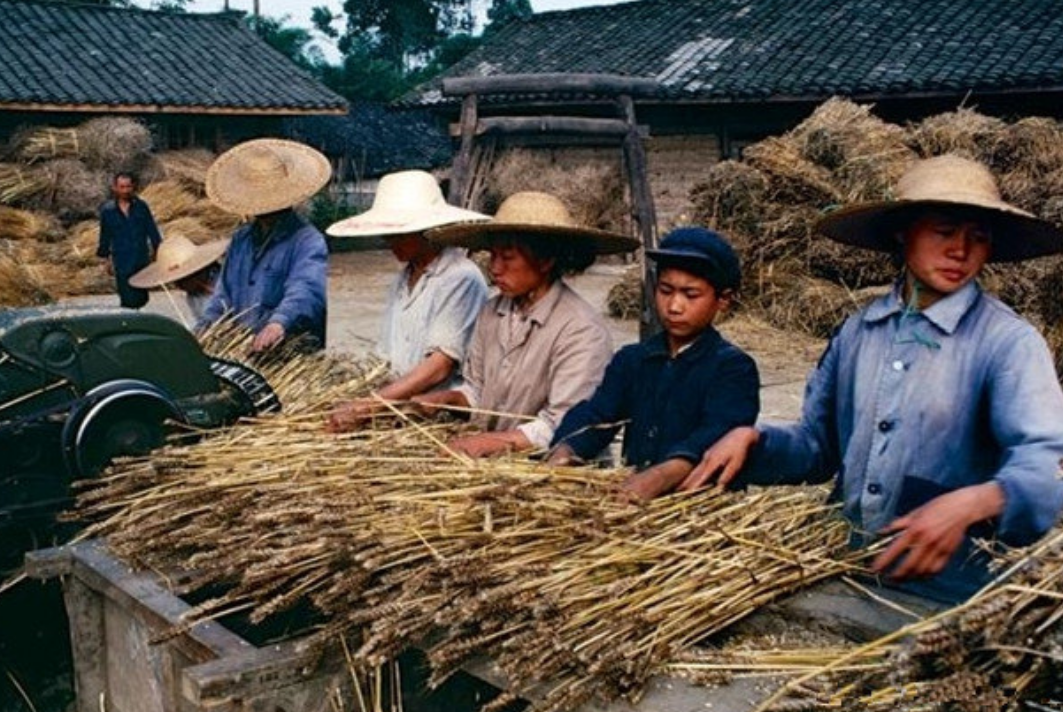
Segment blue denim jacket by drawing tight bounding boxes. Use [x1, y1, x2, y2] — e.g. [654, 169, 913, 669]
[745, 280, 1063, 602]
[198, 212, 328, 346]
[552, 328, 760, 469]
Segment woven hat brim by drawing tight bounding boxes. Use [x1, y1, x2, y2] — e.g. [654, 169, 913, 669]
[206, 141, 331, 217]
[426, 222, 640, 255]
[326, 204, 490, 238]
[128, 239, 230, 288]
[816, 199, 1063, 263]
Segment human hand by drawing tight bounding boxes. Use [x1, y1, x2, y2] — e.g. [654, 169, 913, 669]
[871, 483, 1005, 581]
[325, 398, 379, 433]
[446, 431, 525, 459]
[251, 322, 286, 352]
[679, 427, 760, 492]
[546, 444, 582, 466]
[620, 469, 671, 501]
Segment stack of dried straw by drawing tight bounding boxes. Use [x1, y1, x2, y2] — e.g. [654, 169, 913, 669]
[72, 328, 865, 712]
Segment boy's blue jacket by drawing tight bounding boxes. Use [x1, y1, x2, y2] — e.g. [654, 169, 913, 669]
[551, 327, 759, 468]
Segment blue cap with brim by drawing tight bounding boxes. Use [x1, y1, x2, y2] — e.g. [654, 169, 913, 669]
[645, 226, 741, 290]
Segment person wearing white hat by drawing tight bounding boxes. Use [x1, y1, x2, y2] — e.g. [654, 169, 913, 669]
[683, 155, 1063, 603]
[195, 139, 331, 353]
[414, 191, 639, 459]
[325, 171, 490, 432]
[128, 233, 229, 322]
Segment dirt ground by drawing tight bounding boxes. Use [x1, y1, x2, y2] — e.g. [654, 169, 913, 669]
[69, 249, 824, 421]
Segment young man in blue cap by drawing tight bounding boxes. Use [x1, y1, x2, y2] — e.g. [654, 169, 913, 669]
[548, 226, 760, 499]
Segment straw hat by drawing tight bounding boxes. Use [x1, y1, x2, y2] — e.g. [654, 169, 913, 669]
[426, 191, 639, 255]
[326, 170, 488, 238]
[128, 234, 229, 289]
[205, 139, 331, 216]
[816, 155, 1063, 263]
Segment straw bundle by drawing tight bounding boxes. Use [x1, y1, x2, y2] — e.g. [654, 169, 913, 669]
[140, 180, 198, 223]
[72, 329, 865, 712]
[11, 127, 81, 162]
[755, 526, 1063, 712]
[193, 198, 243, 234]
[77, 117, 153, 172]
[990, 117, 1063, 176]
[757, 274, 888, 339]
[0, 206, 64, 242]
[159, 216, 218, 245]
[67, 220, 100, 265]
[33, 158, 109, 219]
[606, 265, 642, 319]
[484, 149, 628, 233]
[688, 160, 768, 237]
[0, 163, 49, 205]
[156, 149, 215, 195]
[906, 108, 1006, 163]
[0, 253, 52, 307]
[742, 137, 841, 207]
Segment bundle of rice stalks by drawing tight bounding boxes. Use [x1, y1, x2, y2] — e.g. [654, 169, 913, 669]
[72, 329, 865, 712]
[689, 160, 769, 236]
[805, 235, 898, 289]
[907, 108, 1006, 164]
[77, 117, 153, 172]
[742, 137, 841, 207]
[0, 253, 52, 307]
[757, 273, 888, 338]
[791, 97, 916, 202]
[11, 127, 81, 162]
[140, 180, 198, 223]
[0, 206, 64, 241]
[156, 148, 215, 195]
[757, 526, 1063, 712]
[0, 163, 49, 205]
[990, 117, 1063, 176]
[484, 149, 628, 233]
[980, 256, 1063, 320]
[606, 265, 642, 320]
[32, 159, 109, 219]
[67, 220, 100, 265]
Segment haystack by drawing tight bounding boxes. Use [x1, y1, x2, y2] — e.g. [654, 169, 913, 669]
[742, 137, 840, 206]
[77, 117, 153, 172]
[0, 253, 52, 307]
[193, 198, 243, 234]
[32, 158, 109, 219]
[140, 180, 198, 222]
[606, 265, 643, 319]
[67, 220, 101, 266]
[483, 149, 628, 233]
[0, 206, 64, 242]
[160, 216, 216, 245]
[757, 272, 888, 338]
[0, 162, 49, 205]
[688, 160, 768, 237]
[906, 108, 1006, 164]
[156, 148, 215, 195]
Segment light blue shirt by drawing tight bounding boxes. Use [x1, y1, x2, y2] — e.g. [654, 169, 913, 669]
[378, 247, 487, 388]
[746, 280, 1063, 601]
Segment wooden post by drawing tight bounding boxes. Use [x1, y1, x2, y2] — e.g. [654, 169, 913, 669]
[448, 94, 478, 207]
[617, 94, 660, 340]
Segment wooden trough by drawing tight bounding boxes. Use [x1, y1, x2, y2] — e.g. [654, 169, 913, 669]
[25, 540, 943, 712]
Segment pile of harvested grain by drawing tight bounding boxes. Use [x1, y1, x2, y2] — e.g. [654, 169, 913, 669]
[73, 336, 864, 712]
[606, 264, 642, 319]
[0, 253, 51, 307]
[482, 148, 628, 233]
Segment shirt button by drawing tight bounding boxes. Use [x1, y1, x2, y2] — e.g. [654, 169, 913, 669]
[877, 420, 893, 433]
[867, 483, 882, 495]
[892, 360, 904, 371]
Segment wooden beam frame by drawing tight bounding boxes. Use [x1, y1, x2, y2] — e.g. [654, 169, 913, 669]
[443, 73, 661, 98]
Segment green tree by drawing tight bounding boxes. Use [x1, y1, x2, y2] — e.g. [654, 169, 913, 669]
[247, 15, 323, 70]
[486, 0, 532, 33]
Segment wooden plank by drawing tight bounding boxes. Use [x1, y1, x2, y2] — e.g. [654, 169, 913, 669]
[448, 117, 649, 138]
[63, 575, 108, 712]
[448, 94, 479, 207]
[443, 73, 661, 98]
[181, 640, 334, 704]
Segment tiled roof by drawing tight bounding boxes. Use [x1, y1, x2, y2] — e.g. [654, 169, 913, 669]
[0, 0, 346, 114]
[404, 0, 1063, 106]
[283, 104, 451, 177]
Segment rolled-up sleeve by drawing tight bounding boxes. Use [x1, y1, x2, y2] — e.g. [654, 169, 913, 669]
[987, 328, 1063, 545]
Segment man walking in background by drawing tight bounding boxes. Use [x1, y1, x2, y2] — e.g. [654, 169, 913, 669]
[97, 172, 162, 309]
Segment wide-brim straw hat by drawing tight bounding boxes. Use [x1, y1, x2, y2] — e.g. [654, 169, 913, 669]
[129, 234, 229, 288]
[206, 139, 331, 217]
[426, 191, 639, 255]
[326, 170, 488, 238]
[816, 154, 1063, 263]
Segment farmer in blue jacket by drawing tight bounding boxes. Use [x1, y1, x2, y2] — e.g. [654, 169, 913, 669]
[97, 172, 162, 309]
[197, 139, 331, 352]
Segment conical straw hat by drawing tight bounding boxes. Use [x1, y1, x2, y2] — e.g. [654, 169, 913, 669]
[206, 139, 331, 217]
[326, 170, 488, 238]
[129, 234, 229, 288]
[426, 191, 639, 255]
[816, 155, 1063, 262]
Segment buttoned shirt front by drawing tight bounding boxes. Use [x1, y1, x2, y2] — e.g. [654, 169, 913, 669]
[459, 280, 613, 449]
[378, 248, 488, 388]
[745, 280, 1063, 601]
[97, 198, 162, 276]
